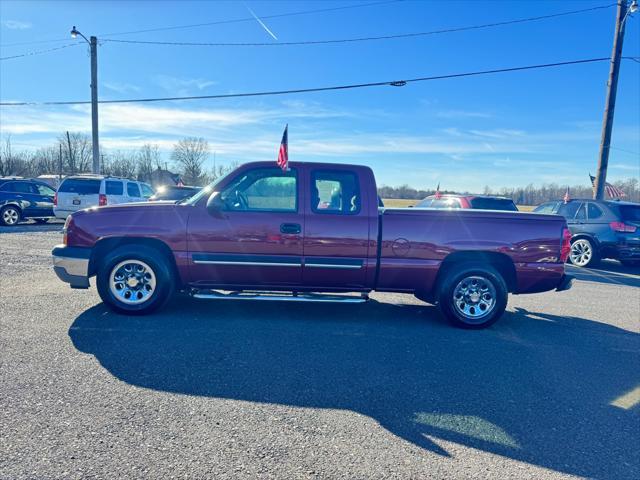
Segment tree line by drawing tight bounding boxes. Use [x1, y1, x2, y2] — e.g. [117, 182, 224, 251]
[0, 134, 234, 187]
[378, 179, 639, 204]
[1, 133, 637, 203]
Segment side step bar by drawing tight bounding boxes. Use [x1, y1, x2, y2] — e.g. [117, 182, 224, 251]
[191, 289, 369, 303]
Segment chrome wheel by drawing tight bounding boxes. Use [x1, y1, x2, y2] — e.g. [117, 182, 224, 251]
[108, 260, 156, 305]
[2, 207, 20, 225]
[452, 275, 496, 322]
[570, 239, 593, 267]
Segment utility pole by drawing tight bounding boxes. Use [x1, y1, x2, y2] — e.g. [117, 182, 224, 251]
[594, 0, 631, 200]
[70, 27, 100, 174]
[58, 143, 63, 182]
[90, 36, 100, 174]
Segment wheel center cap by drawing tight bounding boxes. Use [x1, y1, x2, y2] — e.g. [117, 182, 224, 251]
[127, 277, 139, 288]
[468, 291, 481, 303]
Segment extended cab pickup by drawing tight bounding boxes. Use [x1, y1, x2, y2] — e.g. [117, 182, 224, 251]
[52, 161, 573, 328]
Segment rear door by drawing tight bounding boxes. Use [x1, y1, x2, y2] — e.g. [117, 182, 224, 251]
[303, 167, 370, 288]
[57, 178, 101, 212]
[104, 180, 126, 204]
[125, 181, 143, 203]
[187, 166, 304, 287]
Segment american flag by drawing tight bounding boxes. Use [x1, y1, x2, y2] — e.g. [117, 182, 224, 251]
[563, 187, 570, 203]
[590, 174, 626, 198]
[434, 182, 442, 199]
[277, 124, 288, 172]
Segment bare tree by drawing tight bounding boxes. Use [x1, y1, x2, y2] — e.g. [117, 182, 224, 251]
[102, 151, 137, 178]
[137, 144, 161, 182]
[0, 136, 30, 177]
[57, 132, 92, 174]
[171, 137, 209, 185]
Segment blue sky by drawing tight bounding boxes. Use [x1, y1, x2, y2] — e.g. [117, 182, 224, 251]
[1, 0, 639, 191]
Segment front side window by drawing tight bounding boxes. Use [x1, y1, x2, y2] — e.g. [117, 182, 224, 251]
[311, 170, 360, 215]
[127, 182, 141, 198]
[221, 167, 297, 212]
[106, 181, 124, 195]
[140, 184, 154, 198]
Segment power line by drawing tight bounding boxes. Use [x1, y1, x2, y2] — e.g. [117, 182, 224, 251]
[102, 4, 619, 48]
[0, 43, 81, 61]
[0, 0, 403, 47]
[0, 57, 612, 107]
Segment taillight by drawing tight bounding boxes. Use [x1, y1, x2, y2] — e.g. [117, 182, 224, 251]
[560, 227, 572, 263]
[610, 221, 637, 233]
[99, 194, 107, 206]
[53, 192, 58, 206]
[62, 215, 72, 245]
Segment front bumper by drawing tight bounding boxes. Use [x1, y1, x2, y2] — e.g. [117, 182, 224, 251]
[52, 245, 91, 289]
[555, 274, 574, 292]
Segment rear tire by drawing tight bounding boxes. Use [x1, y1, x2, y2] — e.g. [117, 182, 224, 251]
[1, 205, 22, 226]
[569, 238, 599, 268]
[437, 263, 508, 329]
[96, 245, 175, 315]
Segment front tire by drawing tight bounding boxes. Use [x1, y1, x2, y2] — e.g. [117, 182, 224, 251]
[96, 245, 175, 315]
[569, 238, 599, 268]
[437, 263, 508, 329]
[1, 205, 22, 226]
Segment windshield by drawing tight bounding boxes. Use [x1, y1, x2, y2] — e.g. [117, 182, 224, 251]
[184, 170, 235, 205]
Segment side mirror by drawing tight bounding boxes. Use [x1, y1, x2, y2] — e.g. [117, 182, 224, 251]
[206, 192, 225, 218]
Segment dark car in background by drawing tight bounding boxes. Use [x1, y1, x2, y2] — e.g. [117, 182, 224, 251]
[416, 194, 518, 211]
[0, 178, 56, 226]
[534, 199, 640, 267]
[148, 185, 202, 202]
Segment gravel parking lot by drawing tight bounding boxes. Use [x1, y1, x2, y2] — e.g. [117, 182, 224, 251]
[1, 223, 639, 479]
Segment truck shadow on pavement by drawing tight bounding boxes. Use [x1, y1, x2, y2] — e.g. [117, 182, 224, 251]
[69, 299, 639, 479]
[566, 261, 640, 288]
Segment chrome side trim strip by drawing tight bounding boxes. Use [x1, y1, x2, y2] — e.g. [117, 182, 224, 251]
[305, 263, 362, 269]
[192, 291, 367, 303]
[193, 260, 301, 267]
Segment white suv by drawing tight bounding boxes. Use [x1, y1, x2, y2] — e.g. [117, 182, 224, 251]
[53, 176, 154, 219]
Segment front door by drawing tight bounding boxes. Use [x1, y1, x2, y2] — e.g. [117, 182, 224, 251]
[302, 167, 371, 289]
[187, 166, 304, 288]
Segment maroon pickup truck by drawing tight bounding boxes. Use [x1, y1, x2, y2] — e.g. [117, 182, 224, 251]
[52, 161, 573, 328]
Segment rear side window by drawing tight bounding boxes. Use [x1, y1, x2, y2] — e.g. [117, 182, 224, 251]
[0, 181, 16, 192]
[311, 170, 360, 215]
[557, 202, 581, 219]
[470, 198, 518, 211]
[59, 179, 101, 195]
[127, 182, 141, 197]
[587, 203, 604, 220]
[575, 204, 587, 220]
[105, 180, 123, 195]
[618, 205, 640, 221]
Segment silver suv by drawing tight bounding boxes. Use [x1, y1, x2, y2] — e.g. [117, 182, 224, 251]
[54, 176, 154, 219]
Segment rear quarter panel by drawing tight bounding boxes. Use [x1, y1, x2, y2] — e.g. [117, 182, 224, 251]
[377, 209, 566, 294]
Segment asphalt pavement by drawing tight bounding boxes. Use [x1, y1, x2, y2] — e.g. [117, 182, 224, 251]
[1, 223, 638, 479]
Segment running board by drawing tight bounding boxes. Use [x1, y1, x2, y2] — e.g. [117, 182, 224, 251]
[191, 289, 369, 303]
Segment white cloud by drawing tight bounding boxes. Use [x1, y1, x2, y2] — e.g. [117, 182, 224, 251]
[103, 82, 141, 94]
[436, 109, 493, 119]
[3, 20, 32, 30]
[153, 75, 217, 96]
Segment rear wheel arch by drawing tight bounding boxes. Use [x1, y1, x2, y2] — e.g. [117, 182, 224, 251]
[434, 251, 517, 294]
[89, 237, 181, 284]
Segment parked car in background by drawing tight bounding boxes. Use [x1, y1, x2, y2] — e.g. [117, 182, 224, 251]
[416, 194, 518, 211]
[534, 199, 640, 267]
[52, 161, 573, 329]
[148, 185, 201, 202]
[53, 176, 154, 219]
[0, 178, 56, 226]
